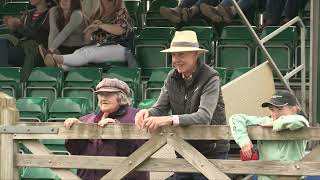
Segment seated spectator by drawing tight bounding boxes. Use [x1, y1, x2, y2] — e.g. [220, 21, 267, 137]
[64, 78, 149, 180]
[0, 0, 55, 82]
[262, 0, 304, 27]
[43, 0, 133, 70]
[229, 90, 309, 180]
[200, 0, 254, 23]
[39, 0, 88, 59]
[160, 0, 220, 24]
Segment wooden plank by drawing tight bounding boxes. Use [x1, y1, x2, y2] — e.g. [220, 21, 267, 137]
[0, 92, 19, 180]
[167, 135, 230, 180]
[16, 155, 320, 176]
[0, 92, 16, 108]
[21, 140, 80, 180]
[302, 146, 320, 161]
[101, 134, 167, 180]
[222, 62, 275, 119]
[12, 124, 320, 140]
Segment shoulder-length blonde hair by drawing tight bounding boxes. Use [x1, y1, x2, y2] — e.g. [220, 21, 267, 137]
[90, 0, 125, 22]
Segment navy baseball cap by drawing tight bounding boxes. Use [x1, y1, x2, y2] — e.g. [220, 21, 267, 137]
[262, 90, 298, 107]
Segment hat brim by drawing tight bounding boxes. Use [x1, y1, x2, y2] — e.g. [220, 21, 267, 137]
[261, 101, 289, 107]
[95, 87, 125, 94]
[160, 47, 208, 53]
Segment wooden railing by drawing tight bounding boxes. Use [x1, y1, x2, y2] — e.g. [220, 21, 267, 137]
[1, 92, 320, 180]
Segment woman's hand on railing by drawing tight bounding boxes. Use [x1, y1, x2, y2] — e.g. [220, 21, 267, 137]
[135, 109, 149, 129]
[64, 118, 82, 129]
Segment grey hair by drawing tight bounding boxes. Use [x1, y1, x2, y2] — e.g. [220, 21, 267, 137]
[116, 91, 132, 106]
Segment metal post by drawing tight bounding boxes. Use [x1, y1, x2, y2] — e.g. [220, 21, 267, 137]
[230, 0, 307, 117]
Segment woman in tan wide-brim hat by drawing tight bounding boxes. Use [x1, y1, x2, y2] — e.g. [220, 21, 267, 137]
[135, 30, 229, 180]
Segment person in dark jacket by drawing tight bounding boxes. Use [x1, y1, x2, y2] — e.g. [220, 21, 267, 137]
[0, 0, 55, 82]
[64, 78, 149, 180]
[135, 30, 230, 180]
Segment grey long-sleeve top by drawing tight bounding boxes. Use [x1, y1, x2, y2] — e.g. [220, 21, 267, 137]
[48, 7, 86, 49]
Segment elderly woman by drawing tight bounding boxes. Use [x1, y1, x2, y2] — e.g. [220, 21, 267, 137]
[64, 78, 149, 180]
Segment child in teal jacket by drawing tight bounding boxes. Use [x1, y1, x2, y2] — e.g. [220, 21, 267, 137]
[229, 90, 309, 180]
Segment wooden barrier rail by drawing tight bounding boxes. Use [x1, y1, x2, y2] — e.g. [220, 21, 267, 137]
[1, 92, 320, 180]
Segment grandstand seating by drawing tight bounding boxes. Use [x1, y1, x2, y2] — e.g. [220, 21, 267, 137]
[229, 67, 253, 82]
[125, 0, 143, 27]
[39, 139, 68, 155]
[0, 67, 22, 98]
[138, 98, 157, 109]
[214, 67, 227, 85]
[16, 97, 48, 122]
[255, 26, 298, 74]
[104, 67, 141, 104]
[134, 27, 175, 76]
[216, 26, 256, 73]
[62, 67, 102, 111]
[48, 97, 90, 121]
[145, 0, 178, 26]
[20, 167, 59, 180]
[24, 67, 63, 108]
[145, 67, 171, 99]
[0, 1, 30, 19]
[180, 26, 216, 64]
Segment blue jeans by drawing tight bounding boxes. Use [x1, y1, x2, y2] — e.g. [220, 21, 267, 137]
[264, 0, 303, 25]
[173, 151, 228, 180]
[221, 0, 254, 12]
[178, 0, 220, 8]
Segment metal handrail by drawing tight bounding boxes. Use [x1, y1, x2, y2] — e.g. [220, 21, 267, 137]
[231, 0, 307, 117]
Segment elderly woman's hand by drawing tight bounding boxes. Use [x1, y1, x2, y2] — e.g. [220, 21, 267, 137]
[98, 118, 119, 127]
[135, 109, 149, 129]
[64, 118, 82, 129]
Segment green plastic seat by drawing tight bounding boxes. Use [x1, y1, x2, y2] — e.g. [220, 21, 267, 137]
[105, 67, 141, 104]
[62, 67, 102, 111]
[145, 0, 179, 26]
[229, 67, 253, 81]
[39, 139, 68, 154]
[135, 27, 175, 77]
[48, 97, 89, 121]
[181, 26, 215, 64]
[16, 97, 48, 122]
[256, 26, 298, 74]
[0, 67, 21, 98]
[146, 67, 172, 99]
[138, 99, 157, 109]
[125, 0, 142, 27]
[24, 67, 63, 108]
[20, 167, 59, 180]
[214, 67, 227, 85]
[216, 26, 256, 70]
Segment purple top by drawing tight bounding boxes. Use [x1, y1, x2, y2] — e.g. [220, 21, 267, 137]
[65, 106, 149, 180]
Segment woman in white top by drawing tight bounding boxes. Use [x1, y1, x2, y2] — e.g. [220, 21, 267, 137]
[39, 0, 87, 58]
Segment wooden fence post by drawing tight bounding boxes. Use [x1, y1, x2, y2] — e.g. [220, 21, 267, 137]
[0, 92, 19, 179]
